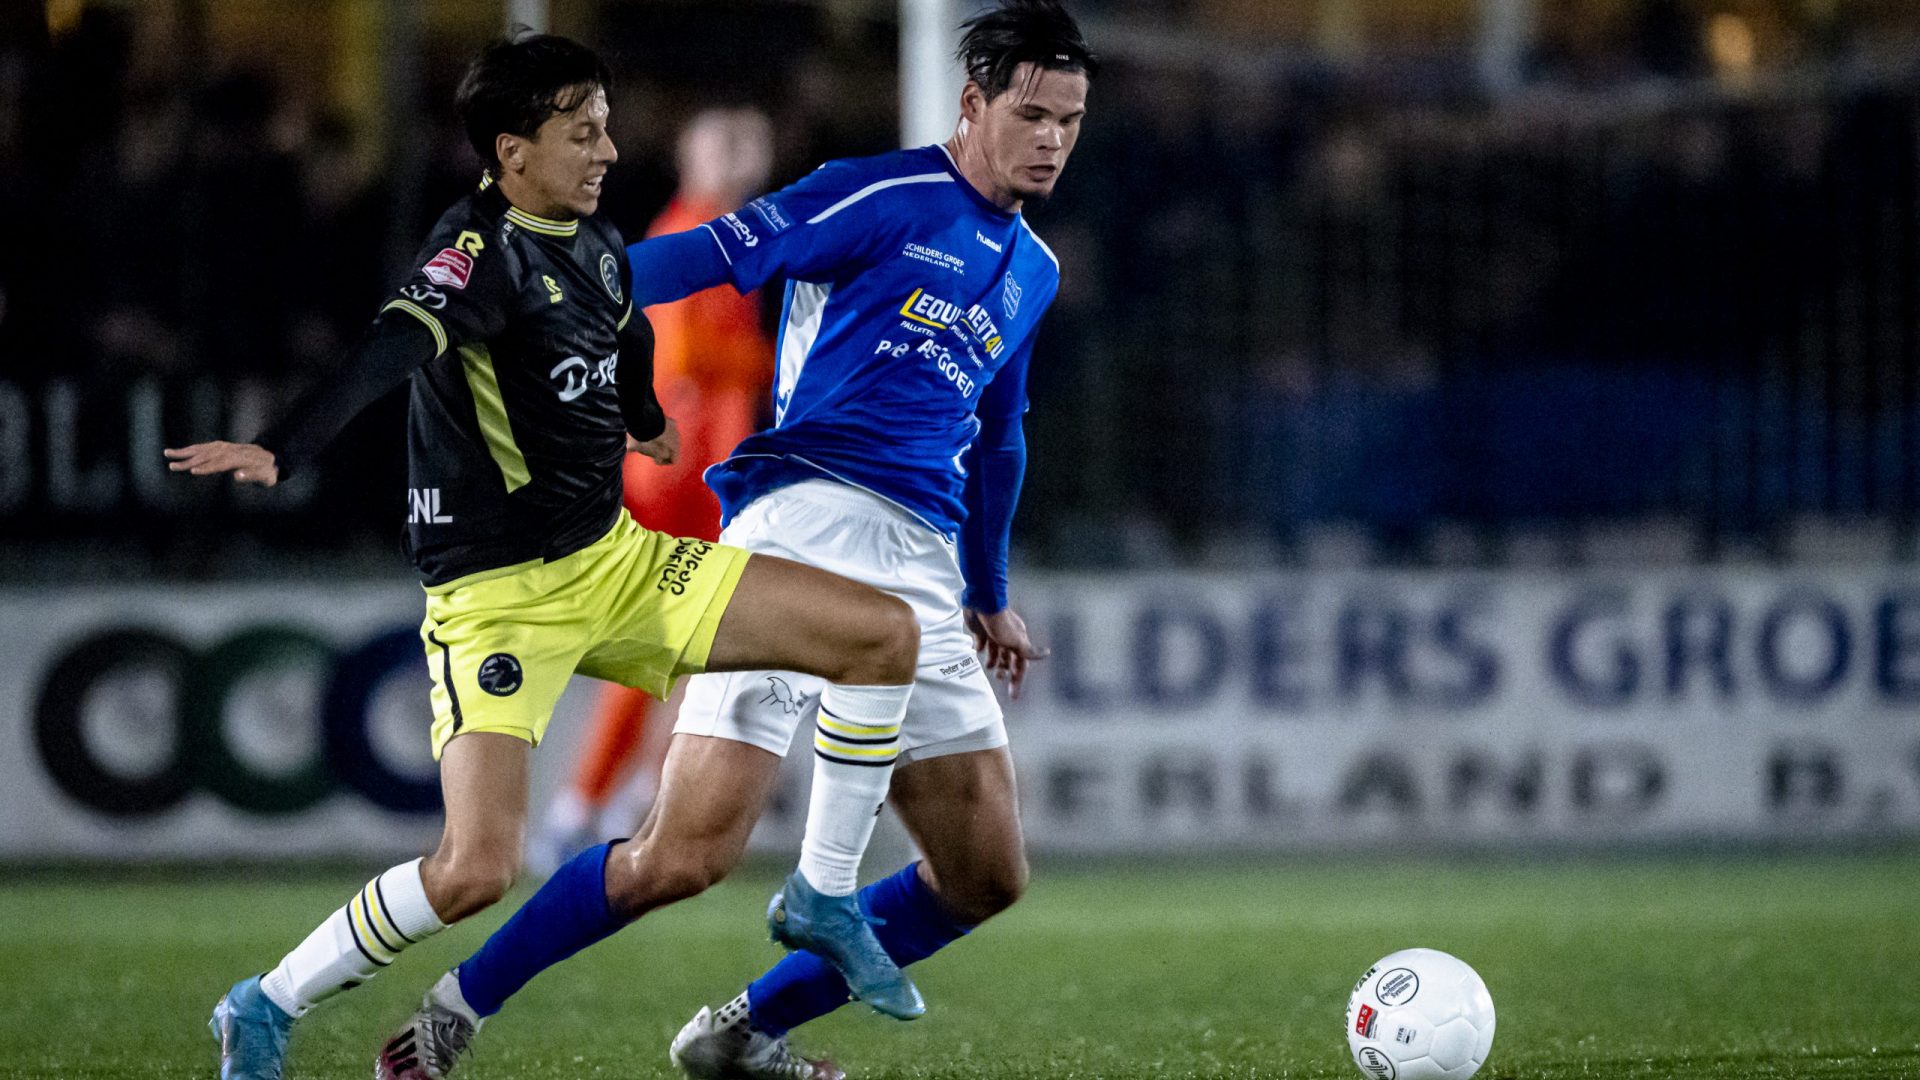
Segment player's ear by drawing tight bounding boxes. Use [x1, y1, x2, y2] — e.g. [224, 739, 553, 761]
[495, 132, 524, 175]
[959, 80, 988, 127]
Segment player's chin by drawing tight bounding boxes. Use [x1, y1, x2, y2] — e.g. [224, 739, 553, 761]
[1010, 178, 1058, 204]
[569, 193, 602, 217]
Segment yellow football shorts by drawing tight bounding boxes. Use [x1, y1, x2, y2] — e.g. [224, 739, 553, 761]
[418, 511, 751, 759]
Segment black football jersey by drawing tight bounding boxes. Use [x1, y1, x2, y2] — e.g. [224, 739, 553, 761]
[380, 180, 643, 585]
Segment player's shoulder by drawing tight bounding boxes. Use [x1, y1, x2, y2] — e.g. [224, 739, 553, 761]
[798, 145, 958, 204]
[1015, 215, 1062, 284]
[415, 183, 526, 282]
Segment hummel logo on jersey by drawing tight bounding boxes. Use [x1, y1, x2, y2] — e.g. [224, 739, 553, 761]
[408, 488, 453, 524]
[976, 230, 1003, 253]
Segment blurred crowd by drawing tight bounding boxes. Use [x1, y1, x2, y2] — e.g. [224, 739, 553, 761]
[3, 0, 1920, 577]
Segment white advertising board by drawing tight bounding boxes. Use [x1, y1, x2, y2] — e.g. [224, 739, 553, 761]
[2, 570, 1916, 859]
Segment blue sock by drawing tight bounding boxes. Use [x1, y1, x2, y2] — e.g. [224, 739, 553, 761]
[455, 841, 625, 1017]
[746, 862, 971, 1036]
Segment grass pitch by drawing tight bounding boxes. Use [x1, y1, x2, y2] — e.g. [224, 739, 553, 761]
[4, 850, 1917, 1079]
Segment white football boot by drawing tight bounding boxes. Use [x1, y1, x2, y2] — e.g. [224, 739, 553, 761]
[669, 1004, 845, 1080]
[374, 972, 483, 1079]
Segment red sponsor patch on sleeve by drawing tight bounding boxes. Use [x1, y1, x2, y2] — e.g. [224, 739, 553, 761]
[1354, 1003, 1377, 1037]
[421, 248, 474, 290]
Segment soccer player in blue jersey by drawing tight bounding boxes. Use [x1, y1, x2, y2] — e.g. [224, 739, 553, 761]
[381, 4, 1093, 1076]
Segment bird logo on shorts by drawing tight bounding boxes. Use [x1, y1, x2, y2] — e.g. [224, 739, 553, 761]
[759, 676, 807, 716]
[477, 653, 524, 697]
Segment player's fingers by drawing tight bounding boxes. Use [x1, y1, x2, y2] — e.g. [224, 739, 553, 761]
[1006, 651, 1034, 698]
[1019, 641, 1052, 661]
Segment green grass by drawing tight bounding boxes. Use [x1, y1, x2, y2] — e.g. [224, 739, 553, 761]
[5, 851, 1919, 1078]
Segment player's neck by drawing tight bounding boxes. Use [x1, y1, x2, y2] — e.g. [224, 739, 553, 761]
[943, 134, 1022, 215]
[494, 170, 578, 223]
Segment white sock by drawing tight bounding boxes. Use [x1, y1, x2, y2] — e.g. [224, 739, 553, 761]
[798, 682, 911, 895]
[259, 858, 447, 1017]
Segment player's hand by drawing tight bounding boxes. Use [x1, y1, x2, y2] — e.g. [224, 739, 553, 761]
[966, 606, 1049, 700]
[163, 441, 280, 486]
[629, 417, 680, 466]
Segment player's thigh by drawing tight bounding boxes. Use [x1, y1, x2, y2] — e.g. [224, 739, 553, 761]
[604, 733, 783, 915]
[421, 731, 533, 917]
[890, 746, 1029, 923]
[435, 731, 533, 860]
[703, 552, 917, 682]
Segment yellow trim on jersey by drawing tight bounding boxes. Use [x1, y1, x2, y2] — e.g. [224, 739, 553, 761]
[616, 302, 633, 331]
[381, 299, 448, 357]
[505, 207, 580, 237]
[458, 343, 532, 493]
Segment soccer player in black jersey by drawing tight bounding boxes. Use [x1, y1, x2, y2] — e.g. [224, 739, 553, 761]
[174, 34, 922, 1080]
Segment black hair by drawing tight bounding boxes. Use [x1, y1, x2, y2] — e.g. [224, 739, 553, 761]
[456, 29, 612, 173]
[956, 0, 1098, 102]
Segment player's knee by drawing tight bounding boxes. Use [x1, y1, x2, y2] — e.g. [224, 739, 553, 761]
[933, 855, 1028, 926]
[605, 840, 735, 915]
[967, 857, 1029, 922]
[423, 849, 520, 921]
[840, 594, 918, 685]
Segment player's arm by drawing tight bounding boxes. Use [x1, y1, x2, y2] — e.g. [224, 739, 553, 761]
[613, 285, 676, 465]
[168, 222, 515, 485]
[165, 315, 439, 485]
[625, 159, 900, 306]
[960, 336, 1048, 697]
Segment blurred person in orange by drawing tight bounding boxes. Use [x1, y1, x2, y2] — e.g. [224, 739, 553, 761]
[531, 107, 776, 873]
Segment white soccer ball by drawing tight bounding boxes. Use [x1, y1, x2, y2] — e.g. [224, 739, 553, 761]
[1344, 948, 1496, 1080]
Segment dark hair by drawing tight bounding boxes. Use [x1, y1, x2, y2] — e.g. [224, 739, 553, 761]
[956, 0, 1099, 102]
[456, 29, 612, 172]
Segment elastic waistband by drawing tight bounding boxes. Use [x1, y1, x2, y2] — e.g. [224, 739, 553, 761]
[773, 479, 944, 536]
[420, 513, 629, 595]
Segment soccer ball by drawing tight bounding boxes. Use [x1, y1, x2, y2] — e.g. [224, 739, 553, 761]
[1344, 948, 1495, 1080]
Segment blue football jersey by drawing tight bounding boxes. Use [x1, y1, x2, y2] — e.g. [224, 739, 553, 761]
[630, 144, 1059, 540]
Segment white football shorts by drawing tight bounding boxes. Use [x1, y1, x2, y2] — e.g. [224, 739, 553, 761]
[673, 478, 1008, 764]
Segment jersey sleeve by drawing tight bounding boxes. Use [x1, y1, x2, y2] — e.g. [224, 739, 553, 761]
[376, 219, 519, 359]
[698, 160, 909, 293]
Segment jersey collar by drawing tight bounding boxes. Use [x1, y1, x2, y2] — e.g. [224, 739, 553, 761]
[476, 175, 582, 237]
[931, 144, 1018, 223]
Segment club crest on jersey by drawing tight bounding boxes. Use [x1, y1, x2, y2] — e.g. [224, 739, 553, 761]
[1002, 272, 1023, 320]
[599, 252, 623, 303]
[422, 248, 474, 290]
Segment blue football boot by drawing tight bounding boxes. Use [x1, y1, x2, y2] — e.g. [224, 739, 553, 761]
[767, 870, 924, 1021]
[209, 974, 293, 1080]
